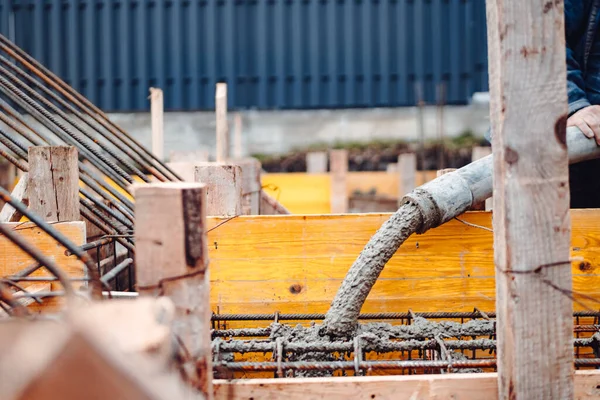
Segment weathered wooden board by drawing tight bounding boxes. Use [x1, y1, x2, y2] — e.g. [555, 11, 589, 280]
[207, 210, 600, 318]
[0, 222, 86, 291]
[213, 370, 600, 400]
[262, 171, 437, 214]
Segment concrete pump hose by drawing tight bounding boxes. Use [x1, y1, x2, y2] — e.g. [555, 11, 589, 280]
[402, 126, 600, 234]
[322, 127, 600, 338]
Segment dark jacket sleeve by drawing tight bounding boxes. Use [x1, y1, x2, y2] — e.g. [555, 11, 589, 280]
[565, 0, 592, 116]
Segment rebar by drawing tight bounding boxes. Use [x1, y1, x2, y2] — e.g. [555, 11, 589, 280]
[0, 35, 182, 182]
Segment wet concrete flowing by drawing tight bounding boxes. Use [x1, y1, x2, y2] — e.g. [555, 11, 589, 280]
[321, 203, 424, 338]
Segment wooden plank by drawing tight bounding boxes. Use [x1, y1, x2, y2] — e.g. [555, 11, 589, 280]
[0, 173, 28, 222]
[306, 152, 328, 174]
[262, 172, 438, 214]
[213, 371, 600, 400]
[487, 0, 572, 396]
[0, 222, 86, 291]
[135, 182, 212, 397]
[206, 210, 600, 318]
[329, 149, 348, 213]
[150, 87, 164, 161]
[195, 163, 243, 216]
[215, 83, 229, 163]
[28, 146, 79, 222]
[397, 153, 416, 204]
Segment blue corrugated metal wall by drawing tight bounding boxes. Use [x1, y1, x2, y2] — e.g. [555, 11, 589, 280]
[3, 0, 488, 112]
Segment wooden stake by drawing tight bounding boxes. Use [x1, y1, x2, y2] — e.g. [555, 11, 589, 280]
[195, 163, 242, 216]
[397, 153, 416, 204]
[215, 83, 229, 163]
[487, 0, 573, 398]
[306, 152, 328, 174]
[150, 87, 164, 161]
[233, 113, 243, 159]
[0, 172, 28, 222]
[134, 182, 212, 398]
[330, 149, 348, 213]
[28, 146, 79, 222]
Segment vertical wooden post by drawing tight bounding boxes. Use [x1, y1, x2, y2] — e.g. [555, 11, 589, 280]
[28, 146, 79, 222]
[195, 163, 242, 216]
[134, 182, 212, 398]
[329, 149, 348, 214]
[487, 0, 573, 398]
[306, 152, 328, 174]
[472, 146, 493, 210]
[397, 153, 416, 204]
[235, 158, 261, 215]
[215, 83, 229, 163]
[233, 113, 243, 160]
[150, 87, 164, 161]
[472, 146, 492, 162]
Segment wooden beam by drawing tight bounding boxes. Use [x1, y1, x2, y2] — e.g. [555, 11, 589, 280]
[235, 158, 261, 215]
[487, 0, 572, 397]
[215, 83, 229, 163]
[205, 210, 600, 319]
[0, 172, 28, 222]
[329, 149, 348, 213]
[150, 87, 164, 161]
[397, 153, 416, 205]
[306, 152, 328, 174]
[233, 113, 243, 159]
[134, 182, 212, 397]
[195, 163, 242, 216]
[28, 146, 79, 222]
[0, 298, 194, 400]
[213, 371, 600, 400]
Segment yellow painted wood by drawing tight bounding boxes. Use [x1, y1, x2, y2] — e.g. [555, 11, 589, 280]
[207, 210, 600, 322]
[261, 173, 331, 214]
[261, 171, 437, 214]
[0, 222, 86, 292]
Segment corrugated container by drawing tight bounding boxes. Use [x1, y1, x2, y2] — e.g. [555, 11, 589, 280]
[3, 0, 488, 112]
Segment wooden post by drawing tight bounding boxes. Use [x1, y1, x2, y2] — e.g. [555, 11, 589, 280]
[195, 163, 242, 216]
[472, 146, 493, 210]
[487, 0, 573, 398]
[306, 152, 328, 174]
[330, 149, 348, 214]
[134, 182, 212, 398]
[215, 83, 229, 163]
[28, 146, 79, 222]
[397, 153, 416, 204]
[150, 87, 164, 161]
[233, 113, 243, 159]
[0, 173, 28, 222]
[235, 158, 261, 215]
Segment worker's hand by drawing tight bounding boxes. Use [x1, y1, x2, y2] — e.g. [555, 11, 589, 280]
[568, 105, 600, 145]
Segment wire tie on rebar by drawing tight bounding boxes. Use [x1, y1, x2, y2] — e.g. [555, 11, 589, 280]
[408, 309, 417, 322]
[474, 307, 490, 320]
[213, 338, 222, 364]
[274, 311, 280, 324]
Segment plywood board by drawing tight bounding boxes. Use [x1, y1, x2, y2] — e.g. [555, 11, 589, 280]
[207, 210, 600, 318]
